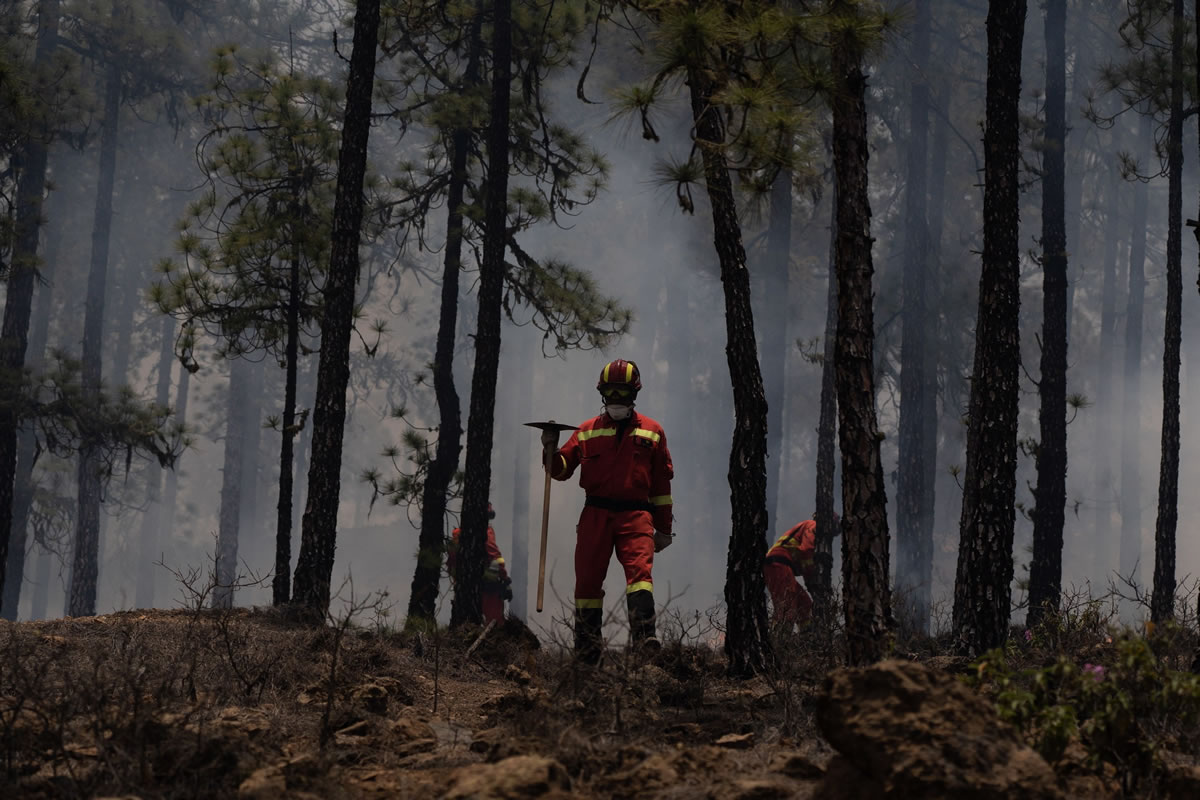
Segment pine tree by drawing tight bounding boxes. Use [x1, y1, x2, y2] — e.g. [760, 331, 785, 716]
[952, 0, 1027, 655]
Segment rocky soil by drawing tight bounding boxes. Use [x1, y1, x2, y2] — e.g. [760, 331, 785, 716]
[1, 609, 1197, 798]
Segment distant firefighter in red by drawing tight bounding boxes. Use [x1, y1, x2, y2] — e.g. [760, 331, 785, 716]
[447, 502, 512, 623]
[764, 515, 836, 629]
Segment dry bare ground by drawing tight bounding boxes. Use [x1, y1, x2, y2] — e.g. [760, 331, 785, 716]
[1, 606, 1198, 799]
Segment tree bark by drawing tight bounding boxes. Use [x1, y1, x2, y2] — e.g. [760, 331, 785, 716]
[812, 179, 838, 611]
[214, 359, 250, 608]
[762, 170, 792, 533]
[134, 314, 175, 609]
[409, 14, 482, 625]
[1120, 111, 1151, 583]
[1091, 136, 1122, 580]
[1028, 0, 1068, 629]
[69, 51, 122, 618]
[273, 218, 303, 605]
[684, 59, 774, 677]
[952, 0, 1026, 655]
[290, 0, 381, 617]
[1151, 0, 1185, 624]
[896, 0, 932, 634]
[0, 0, 59, 617]
[831, 24, 891, 666]
[451, 0, 512, 627]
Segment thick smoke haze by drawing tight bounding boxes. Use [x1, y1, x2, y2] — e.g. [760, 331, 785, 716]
[5, 0, 1200, 635]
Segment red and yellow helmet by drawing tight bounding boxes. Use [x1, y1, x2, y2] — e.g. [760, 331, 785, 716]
[597, 358, 641, 399]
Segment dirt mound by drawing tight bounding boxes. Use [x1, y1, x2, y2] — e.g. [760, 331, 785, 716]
[815, 659, 1063, 800]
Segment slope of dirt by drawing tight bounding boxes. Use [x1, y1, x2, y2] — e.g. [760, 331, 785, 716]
[0, 608, 1154, 799]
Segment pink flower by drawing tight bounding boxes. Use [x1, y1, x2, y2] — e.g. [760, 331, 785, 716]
[1024, 629, 1033, 642]
[1082, 663, 1105, 681]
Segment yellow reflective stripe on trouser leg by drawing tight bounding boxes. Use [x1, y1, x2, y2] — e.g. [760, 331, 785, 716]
[576, 598, 603, 609]
[626, 581, 653, 594]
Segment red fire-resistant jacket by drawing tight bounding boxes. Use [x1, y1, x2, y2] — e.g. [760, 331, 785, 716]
[550, 410, 674, 534]
[766, 520, 816, 578]
[447, 526, 508, 584]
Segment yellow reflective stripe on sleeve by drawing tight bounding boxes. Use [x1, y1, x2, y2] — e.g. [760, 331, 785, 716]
[578, 428, 617, 441]
[626, 581, 653, 594]
[576, 598, 603, 609]
[632, 428, 660, 443]
[650, 495, 672, 506]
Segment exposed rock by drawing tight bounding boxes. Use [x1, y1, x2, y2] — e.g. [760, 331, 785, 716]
[442, 755, 571, 799]
[352, 683, 389, 714]
[816, 659, 1063, 799]
[387, 716, 437, 757]
[503, 664, 532, 686]
[715, 732, 755, 749]
[237, 765, 286, 799]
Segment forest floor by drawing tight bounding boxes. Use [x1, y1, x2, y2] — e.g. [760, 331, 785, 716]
[2, 603, 1200, 799]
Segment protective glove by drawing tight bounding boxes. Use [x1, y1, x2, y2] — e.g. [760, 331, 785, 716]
[653, 531, 674, 553]
[540, 429, 560, 448]
[502, 584, 514, 601]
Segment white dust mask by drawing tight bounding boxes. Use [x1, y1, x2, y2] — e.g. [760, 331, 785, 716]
[605, 403, 632, 421]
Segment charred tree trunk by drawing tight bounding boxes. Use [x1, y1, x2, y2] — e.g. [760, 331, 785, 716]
[508, 339, 532, 620]
[160, 364, 190, 572]
[214, 359, 250, 608]
[1120, 114, 1151, 582]
[762, 171, 792, 532]
[1028, 0, 1068, 629]
[451, 0, 512, 627]
[812, 180, 838, 610]
[684, 61, 773, 678]
[1151, 0, 1184, 624]
[133, 315, 175, 609]
[896, 0, 932, 634]
[273, 220, 302, 605]
[0, 0, 59, 616]
[1092, 139, 1122, 579]
[291, 0, 381, 617]
[409, 17, 482, 625]
[952, 0, 1027, 655]
[831, 24, 891, 666]
[69, 52, 122, 618]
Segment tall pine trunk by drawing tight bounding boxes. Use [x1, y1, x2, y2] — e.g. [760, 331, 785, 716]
[69, 52, 122, 618]
[508, 337, 532, 620]
[953, 0, 1027, 655]
[0, 0, 59, 615]
[1120, 113, 1151, 582]
[451, 0, 512, 627]
[831, 21, 891, 666]
[685, 61, 773, 678]
[762, 171, 791, 532]
[812, 180, 838, 610]
[896, 0, 932, 634]
[1092, 138, 1122, 579]
[214, 359, 250, 608]
[290, 0, 381, 617]
[273, 225, 302, 605]
[1151, 0, 1185, 624]
[1028, 0, 1068, 629]
[409, 16, 481, 625]
[134, 315, 175, 609]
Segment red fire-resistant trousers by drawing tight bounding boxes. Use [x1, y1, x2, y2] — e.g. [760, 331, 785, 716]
[482, 588, 504, 623]
[574, 506, 655, 606]
[764, 561, 813, 626]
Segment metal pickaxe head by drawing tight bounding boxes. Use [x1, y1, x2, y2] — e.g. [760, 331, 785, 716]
[523, 420, 579, 434]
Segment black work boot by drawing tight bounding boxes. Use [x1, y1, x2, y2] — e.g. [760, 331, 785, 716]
[626, 590, 660, 654]
[574, 607, 603, 665]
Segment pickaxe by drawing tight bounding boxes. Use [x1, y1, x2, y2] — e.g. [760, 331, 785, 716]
[523, 420, 578, 613]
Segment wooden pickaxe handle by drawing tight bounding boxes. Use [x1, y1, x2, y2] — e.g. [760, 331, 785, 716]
[537, 447, 552, 612]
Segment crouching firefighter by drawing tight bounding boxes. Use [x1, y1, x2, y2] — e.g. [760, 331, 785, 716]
[764, 515, 836, 631]
[447, 502, 513, 623]
[541, 359, 674, 663]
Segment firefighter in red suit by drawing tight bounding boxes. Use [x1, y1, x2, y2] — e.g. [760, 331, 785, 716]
[764, 516, 835, 629]
[447, 502, 512, 623]
[542, 359, 674, 662]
